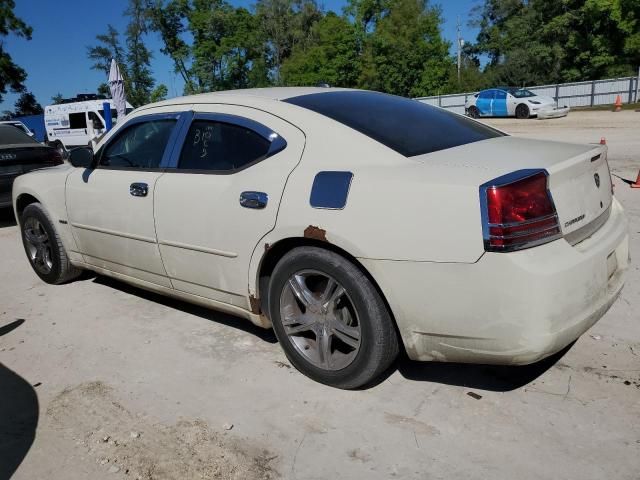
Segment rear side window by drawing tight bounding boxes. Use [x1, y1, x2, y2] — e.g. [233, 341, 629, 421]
[100, 119, 176, 169]
[0, 125, 38, 145]
[178, 120, 271, 171]
[284, 91, 504, 157]
[495, 90, 507, 100]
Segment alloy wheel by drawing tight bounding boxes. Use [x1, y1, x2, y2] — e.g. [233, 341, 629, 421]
[279, 269, 361, 371]
[23, 217, 53, 274]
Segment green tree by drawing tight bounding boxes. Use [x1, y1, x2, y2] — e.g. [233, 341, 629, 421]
[255, 0, 322, 82]
[14, 91, 43, 116]
[150, 84, 169, 102]
[125, 0, 155, 106]
[344, 0, 387, 37]
[87, 1, 157, 107]
[146, 0, 194, 91]
[357, 0, 452, 97]
[0, 0, 32, 103]
[470, 0, 640, 85]
[87, 24, 126, 74]
[51, 93, 64, 105]
[147, 0, 273, 92]
[281, 12, 360, 87]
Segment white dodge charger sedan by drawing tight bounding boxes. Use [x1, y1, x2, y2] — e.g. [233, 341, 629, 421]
[12, 88, 628, 388]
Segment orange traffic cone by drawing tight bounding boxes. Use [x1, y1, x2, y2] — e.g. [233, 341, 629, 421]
[600, 137, 607, 145]
[631, 170, 640, 188]
[614, 95, 622, 112]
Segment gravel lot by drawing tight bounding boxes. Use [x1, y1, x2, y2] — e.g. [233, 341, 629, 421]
[1, 110, 639, 480]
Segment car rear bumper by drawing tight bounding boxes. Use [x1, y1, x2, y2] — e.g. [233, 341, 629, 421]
[361, 197, 629, 364]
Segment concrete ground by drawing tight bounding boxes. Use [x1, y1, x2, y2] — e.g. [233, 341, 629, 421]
[1, 110, 639, 480]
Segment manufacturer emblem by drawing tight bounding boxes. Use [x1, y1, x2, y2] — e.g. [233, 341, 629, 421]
[594, 173, 600, 188]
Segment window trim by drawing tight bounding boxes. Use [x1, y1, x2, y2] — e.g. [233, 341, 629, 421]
[164, 112, 288, 175]
[94, 112, 189, 172]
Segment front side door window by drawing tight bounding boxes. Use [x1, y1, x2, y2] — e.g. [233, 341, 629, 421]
[99, 119, 177, 169]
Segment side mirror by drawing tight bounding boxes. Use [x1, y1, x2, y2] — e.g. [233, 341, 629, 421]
[69, 147, 95, 168]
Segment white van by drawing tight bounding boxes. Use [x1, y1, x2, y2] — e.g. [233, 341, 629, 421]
[44, 97, 133, 150]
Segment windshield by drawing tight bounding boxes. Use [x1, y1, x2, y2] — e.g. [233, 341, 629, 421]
[0, 125, 39, 145]
[510, 89, 536, 98]
[284, 91, 504, 157]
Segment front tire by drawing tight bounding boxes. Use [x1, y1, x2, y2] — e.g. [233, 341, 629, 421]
[20, 203, 82, 284]
[268, 247, 399, 389]
[515, 104, 530, 119]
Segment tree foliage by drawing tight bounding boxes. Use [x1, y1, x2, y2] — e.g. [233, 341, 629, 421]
[356, 0, 451, 96]
[51, 93, 64, 105]
[280, 12, 360, 87]
[150, 84, 168, 102]
[125, 0, 155, 106]
[145, 0, 453, 95]
[0, 0, 32, 103]
[469, 0, 640, 86]
[87, 0, 166, 106]
[83, 0, 640, 103]
[14, 91, 42, 116]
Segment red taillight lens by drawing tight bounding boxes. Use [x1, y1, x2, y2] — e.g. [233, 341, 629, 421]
[482, 171, 561, 251]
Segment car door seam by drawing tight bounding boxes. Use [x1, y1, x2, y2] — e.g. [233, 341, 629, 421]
[152, 171, 175, 288]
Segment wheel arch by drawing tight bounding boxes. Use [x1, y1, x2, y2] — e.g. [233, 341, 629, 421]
[516, 103, 530, 118]
[253, 236, 404, 351]
[15, 193, 41, 222]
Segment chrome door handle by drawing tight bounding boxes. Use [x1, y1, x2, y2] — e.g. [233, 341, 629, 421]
[240, 191, 268, 209]
[130, 182, 149, 197]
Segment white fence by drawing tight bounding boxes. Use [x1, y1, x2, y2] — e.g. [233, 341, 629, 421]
[415, 75, 640, 115]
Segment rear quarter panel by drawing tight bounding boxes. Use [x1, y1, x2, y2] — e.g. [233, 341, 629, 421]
[248, 109, 487, 296]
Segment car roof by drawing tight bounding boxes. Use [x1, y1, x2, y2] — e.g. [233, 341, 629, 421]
[144, 87, 353, 109]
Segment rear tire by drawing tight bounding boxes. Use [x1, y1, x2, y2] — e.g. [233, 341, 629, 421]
[20, 203, 82, 284]
[515, 104, 530, 119]
[268, 247, 399, 389]
[467, 106, 480, 119]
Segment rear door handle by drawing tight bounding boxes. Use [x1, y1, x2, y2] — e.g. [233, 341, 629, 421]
[240, 191, 268, 209]
[130, 182, 149, 197]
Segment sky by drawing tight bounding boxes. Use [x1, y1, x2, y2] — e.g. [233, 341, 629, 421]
[1, 0, 482, 112]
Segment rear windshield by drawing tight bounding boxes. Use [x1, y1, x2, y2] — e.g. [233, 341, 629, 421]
[284, 90, 504, 157]
[0, 125, 38, 145]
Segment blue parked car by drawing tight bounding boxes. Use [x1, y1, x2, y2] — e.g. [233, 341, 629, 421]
[465, 87, 568, 119]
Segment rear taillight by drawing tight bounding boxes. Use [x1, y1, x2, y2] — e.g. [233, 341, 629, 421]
[480, 170, 561, 252]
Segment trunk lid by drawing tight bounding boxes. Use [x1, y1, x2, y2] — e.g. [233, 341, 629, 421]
[413, 136, 612, 246]
[546, 146, 612, 245]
